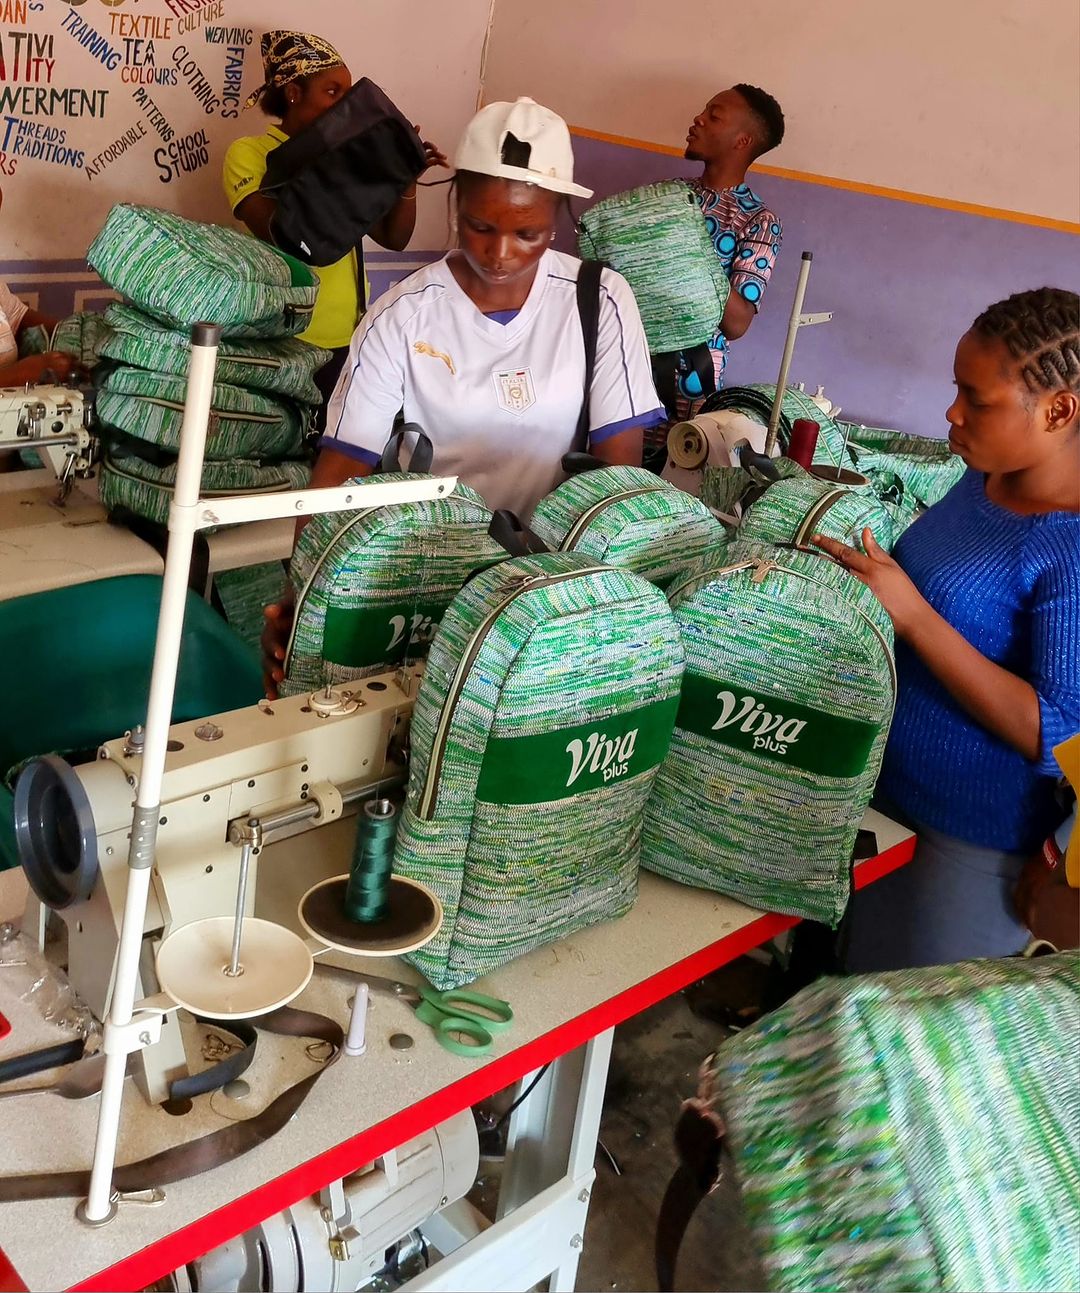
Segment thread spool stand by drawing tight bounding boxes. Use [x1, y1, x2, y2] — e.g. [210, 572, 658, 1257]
[298, 797, 443, 1055]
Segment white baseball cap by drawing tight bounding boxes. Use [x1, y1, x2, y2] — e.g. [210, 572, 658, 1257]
[454, 97, 594, 199]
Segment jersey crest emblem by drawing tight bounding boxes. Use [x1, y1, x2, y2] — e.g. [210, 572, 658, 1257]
[492, 367, 536, 416]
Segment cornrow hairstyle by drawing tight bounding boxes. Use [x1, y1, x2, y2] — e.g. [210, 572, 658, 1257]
[732, 83, 786, 157]
[972, 287, 1080, 395]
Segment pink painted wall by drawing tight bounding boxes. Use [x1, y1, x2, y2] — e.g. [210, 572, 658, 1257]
[481, 0, 1080, 223]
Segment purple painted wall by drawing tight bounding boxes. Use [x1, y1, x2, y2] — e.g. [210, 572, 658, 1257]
[565, 135, 1079, 436]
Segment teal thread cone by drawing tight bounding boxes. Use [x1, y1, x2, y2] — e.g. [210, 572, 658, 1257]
[344, 797, 398, 923]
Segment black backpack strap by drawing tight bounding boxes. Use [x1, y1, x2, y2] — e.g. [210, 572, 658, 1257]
[572, 260, 604, 455]
[655, 1055, 727, 1292]
[356, 242, 367, 314]
[379, 422, 433, 474]
[488, 509, 550, 557]
[560, 450, 608, 475]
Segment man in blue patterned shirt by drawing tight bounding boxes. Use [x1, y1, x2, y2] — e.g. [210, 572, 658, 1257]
[676, 84, 785, 410]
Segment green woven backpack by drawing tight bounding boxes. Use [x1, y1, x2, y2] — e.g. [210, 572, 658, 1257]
[49, 312, 110, 371]
[99, 443, 311, 530]
[87, 204, 318, 338]
[394, 551, 685, 989]
[842, 421, 966, 520]
[711, 954, 1080, 1293]
[99, 304, 330, 405]
[643, 540, 895, 924]
[96, 367, 309, 461]
[577, 181, 729, 355]
[530, 465, 729, 589]
[738, 460, 897, 552]
[282, 456, 504, 697]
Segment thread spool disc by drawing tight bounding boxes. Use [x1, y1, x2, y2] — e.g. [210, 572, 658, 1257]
[298, 875, 443, 957]
[809, 465, 870, 488]
[156, 917, 313, 1020]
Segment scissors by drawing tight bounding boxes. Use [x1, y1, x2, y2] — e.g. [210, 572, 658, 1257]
[355, 974, 513, 1057]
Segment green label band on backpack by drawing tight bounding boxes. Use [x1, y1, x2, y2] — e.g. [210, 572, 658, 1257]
[476, 695, 680, 805]
[322, 598, 449, 668]
[677, 672, 880, 778]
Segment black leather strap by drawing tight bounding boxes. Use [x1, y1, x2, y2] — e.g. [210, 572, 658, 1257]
[0, 1007, 343, 1201]
[379, 422, 433, 474]
[488, 509, 550, 558]
[560, 450, 608, 476]
[168, 1020, 258, 1101]
[0, 1040, 85, 1086]
[572, 260, 604, 455]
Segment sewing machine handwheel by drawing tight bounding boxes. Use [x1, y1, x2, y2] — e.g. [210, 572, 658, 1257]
[13, 756, 99, 909]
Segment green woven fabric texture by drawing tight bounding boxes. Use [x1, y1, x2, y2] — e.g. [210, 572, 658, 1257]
[578, 181, 730, 353]
[214, 562, 288, 652]
[99, 445, 310, 528]
[842, 422, 967, 519]
[99, 303, 330, 405]
[716, 954, 1080, 1292]
[283, 474, 503, 696]
[739, 460, 897, 552]
[394, 552, 685, 989]
[643, 539, 895, 924]
[87, 203, 318, 338]
[50, 312, 109, 370]
[531, 465, 729, 588]
[96, 367, 308, 460]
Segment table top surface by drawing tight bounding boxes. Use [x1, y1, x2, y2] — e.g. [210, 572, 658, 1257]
[0, 810, 913, 1293]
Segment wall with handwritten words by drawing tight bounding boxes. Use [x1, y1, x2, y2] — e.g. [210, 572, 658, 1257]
[1, 0, 490, 315]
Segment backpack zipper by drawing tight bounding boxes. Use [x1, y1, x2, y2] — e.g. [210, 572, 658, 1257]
[792, 488, 850, 548]
[226, 354, 282, 371]
[283, 506, 379, 671]
[668, 556, 897, 699]
[136, 395, 281, 424]
[418, 565, 610, 819]
[560, 485, 665, 550]
[103, 452, 300, 497]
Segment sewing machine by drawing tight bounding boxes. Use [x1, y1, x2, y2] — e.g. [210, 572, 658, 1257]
[17, 673, 420, 1104]
[0, 381, 164, 599]
[0, 383, 297, 601]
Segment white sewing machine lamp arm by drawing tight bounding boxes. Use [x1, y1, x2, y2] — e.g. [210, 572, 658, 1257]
[78, 323, 457, 1226]
[764, 251, 834, 457]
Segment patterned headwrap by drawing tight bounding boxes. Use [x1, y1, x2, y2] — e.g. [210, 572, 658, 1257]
[244, 31, 346, 110]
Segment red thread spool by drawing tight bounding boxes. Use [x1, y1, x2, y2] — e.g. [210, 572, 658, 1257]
[787, 418, 820, 469]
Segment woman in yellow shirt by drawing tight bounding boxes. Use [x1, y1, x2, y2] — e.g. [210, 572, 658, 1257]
[222, 31, 446, 425]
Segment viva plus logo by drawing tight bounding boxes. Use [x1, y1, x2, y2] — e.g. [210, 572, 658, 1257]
[386, 612, 438, 653]
[712, 691, 806, 756]
[566, 728, 639, 789]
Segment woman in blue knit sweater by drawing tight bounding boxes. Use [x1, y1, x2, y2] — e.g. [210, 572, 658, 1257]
[815, 287, 1079, 969]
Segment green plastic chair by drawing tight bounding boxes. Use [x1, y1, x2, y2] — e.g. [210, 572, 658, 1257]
[0, 575, 263, 871]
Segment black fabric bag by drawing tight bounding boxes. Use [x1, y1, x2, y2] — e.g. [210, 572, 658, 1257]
[261, 77, 427, 266]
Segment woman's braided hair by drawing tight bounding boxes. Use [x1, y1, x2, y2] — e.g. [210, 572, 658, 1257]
[972, 287, 1080, 394]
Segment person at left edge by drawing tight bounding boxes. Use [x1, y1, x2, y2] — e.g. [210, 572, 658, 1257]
[261, 98, 666, 695]
[222, 30, 447, 426]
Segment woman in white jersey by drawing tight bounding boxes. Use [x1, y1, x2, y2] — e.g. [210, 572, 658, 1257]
[263, 97, 665, 692]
